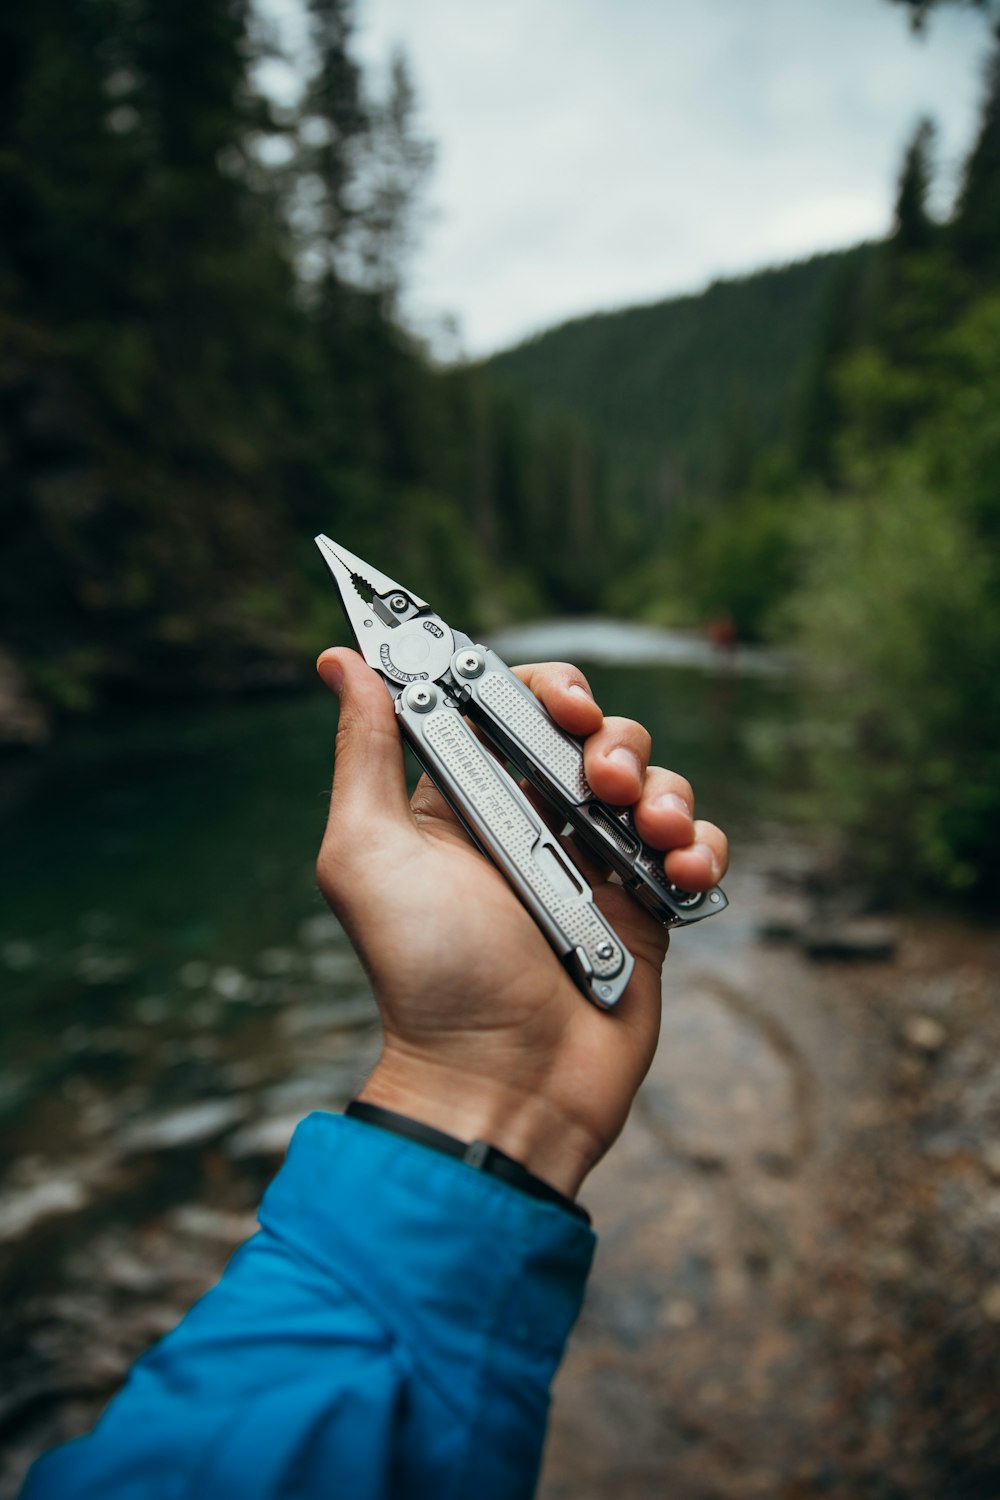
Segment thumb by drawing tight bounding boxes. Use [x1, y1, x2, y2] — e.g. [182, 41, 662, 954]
[317, 648, 413, 834]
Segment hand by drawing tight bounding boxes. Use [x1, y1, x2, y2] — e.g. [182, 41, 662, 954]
[315, 648, 729, 1199]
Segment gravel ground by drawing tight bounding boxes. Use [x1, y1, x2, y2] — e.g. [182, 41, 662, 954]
[2, 846, 999, 1499]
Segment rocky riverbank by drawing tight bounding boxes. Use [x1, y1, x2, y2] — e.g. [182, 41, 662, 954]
[2, 848, 998, 1498]
[542, 855, 1000, 1499]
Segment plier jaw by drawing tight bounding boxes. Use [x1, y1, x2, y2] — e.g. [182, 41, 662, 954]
[315, 537, 728, 1008]
[314, 535, 458, 689]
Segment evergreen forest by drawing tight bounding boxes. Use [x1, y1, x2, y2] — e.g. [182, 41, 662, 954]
[1, 0, 998, 902]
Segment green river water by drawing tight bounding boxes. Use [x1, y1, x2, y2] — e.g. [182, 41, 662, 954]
[0, 624, 795, 1157]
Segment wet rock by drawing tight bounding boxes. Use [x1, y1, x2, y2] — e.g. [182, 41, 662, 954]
[225, 1114, 303, 1162]
[118, 1098, 249, 1155]
[308, 950, 363, 985]
[0, 1069, 29, 1114]
[0, 1178, 89, 1245]
[168, 1204, 258, 1244]
[220, 1058, 271, 1090]
[256, 947, 297, 976]
[185, 1035, 221, 1061]
[639, 986, 807, 1171]
[903, 1016, 948, 1054]
[102, 1249, 167, 1295]
[266, 1062, 363, 1108]
[0, 646, 50, 747]
[211, 966, 253, 1002]
[801, 916, 898, 962]
[278, 996, 376, 1038]
[60, 1023, 92, 1052]
[757, 893, 812, 943]
[133, 995, 168, 1025]
[73, 949, 137, 986]
[661, 1298, 699, 1330]
[1, 940, 38, 971]
[187, 1000, 223, 1029]
[178, 961, 210, 989]
[299, 912, 343, 947]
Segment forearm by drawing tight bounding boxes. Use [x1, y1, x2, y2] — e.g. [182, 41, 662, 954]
[22, 1113, 594, 1500]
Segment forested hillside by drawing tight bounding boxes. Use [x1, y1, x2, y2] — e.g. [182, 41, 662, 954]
[488, 247, 878, 508]
[0, 0, 589, 736]
[1, 0, 997, 899]
[489, 23, 1000, 902]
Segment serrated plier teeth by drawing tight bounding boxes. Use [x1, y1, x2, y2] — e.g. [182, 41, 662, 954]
[314, 535, 431, 671]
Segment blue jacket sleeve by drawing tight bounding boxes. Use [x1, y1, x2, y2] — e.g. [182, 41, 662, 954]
[22, 1112, 595, 1500]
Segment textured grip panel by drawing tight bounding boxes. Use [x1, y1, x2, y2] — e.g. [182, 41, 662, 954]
[403, 702, 630, 1005]
[465, 648, 727, 929]
[474, 664, 589, 804]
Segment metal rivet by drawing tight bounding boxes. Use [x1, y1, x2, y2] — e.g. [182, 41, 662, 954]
[710, 892, 721, 903]
[596, 941, 615, 961]
[390, 594, 408, 613]
[454, 649, 484, 679]
[406, 684, 436, 713]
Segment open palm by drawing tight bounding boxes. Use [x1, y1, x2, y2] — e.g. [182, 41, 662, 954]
[316, 649, 729, 1197]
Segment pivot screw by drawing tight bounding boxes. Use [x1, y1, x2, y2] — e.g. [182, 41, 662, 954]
[454, 649, 485, 679]
[390, 594, 408, 613]
[596, 940, 615, 961]
[406, 684, 436, 713]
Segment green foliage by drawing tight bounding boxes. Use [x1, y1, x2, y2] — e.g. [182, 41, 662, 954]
[610, 489, 797, 641]
[2, 0, 999, 912]
[486, 25, 1000, 902]
[686, 493, 799, 640]
[0, 0, 505, 714]
[772, 69, 1000, 903]
[488, 249, 876, 514]
[953, 33, 1000, 278]
[892, 118, 936, 254]
[780, 463, 999, 897]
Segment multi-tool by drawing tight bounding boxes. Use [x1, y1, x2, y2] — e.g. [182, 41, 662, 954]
[316, 537, 727, 1009]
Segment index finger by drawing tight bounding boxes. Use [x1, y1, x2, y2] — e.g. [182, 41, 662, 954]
[511, 662, 603, 737]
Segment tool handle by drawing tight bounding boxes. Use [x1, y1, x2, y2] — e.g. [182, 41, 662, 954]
[397, 685, 633, 1009]
[455, 648, 728, 927]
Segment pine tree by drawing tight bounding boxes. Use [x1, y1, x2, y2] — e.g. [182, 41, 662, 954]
[355, 51, 435, 315]
[298, 0, 368, 287]
[893, 117, 936, 254]
[952, 29, 1000, 279]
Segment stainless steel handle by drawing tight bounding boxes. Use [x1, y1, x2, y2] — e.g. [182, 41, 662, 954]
[397, 683, 633, 1008]
[454, 647, 728, 928]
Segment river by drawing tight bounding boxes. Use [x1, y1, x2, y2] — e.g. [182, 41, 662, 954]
[0, 620, 792, 1156]
[4, 623, 998, 1497]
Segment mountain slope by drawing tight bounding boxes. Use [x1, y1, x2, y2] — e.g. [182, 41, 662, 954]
[486, 246, 878, 501]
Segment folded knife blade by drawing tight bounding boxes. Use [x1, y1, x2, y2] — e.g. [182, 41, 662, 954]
[316, 535, 727, 1009]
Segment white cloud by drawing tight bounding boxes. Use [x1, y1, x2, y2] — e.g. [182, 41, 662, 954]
[272, 0, 990, 355]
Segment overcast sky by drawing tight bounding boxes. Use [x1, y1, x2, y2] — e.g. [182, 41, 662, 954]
[262, 1, 989, 357]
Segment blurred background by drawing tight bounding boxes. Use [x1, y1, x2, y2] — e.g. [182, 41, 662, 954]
[2, 0, 999, 1494]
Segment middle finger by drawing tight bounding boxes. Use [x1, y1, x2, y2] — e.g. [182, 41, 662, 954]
[583, 715, 652, 805]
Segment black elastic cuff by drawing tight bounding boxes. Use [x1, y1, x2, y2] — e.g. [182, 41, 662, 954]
[345, 1100, 591, 1226]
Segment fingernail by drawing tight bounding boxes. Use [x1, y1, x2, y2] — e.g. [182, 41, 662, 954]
[317, 657, 344, 696]
[690, 842, 719, 880]
[607, 746, 642, 780]
[656, 792, 692, 819]
[568, 683, 594, 702]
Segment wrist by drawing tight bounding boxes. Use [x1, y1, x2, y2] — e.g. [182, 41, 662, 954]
[345, 1100, 591, 1223]
[357, 1051, 602, 1200]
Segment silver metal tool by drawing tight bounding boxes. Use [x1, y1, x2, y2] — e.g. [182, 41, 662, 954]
[316, 535, 727, 1010]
